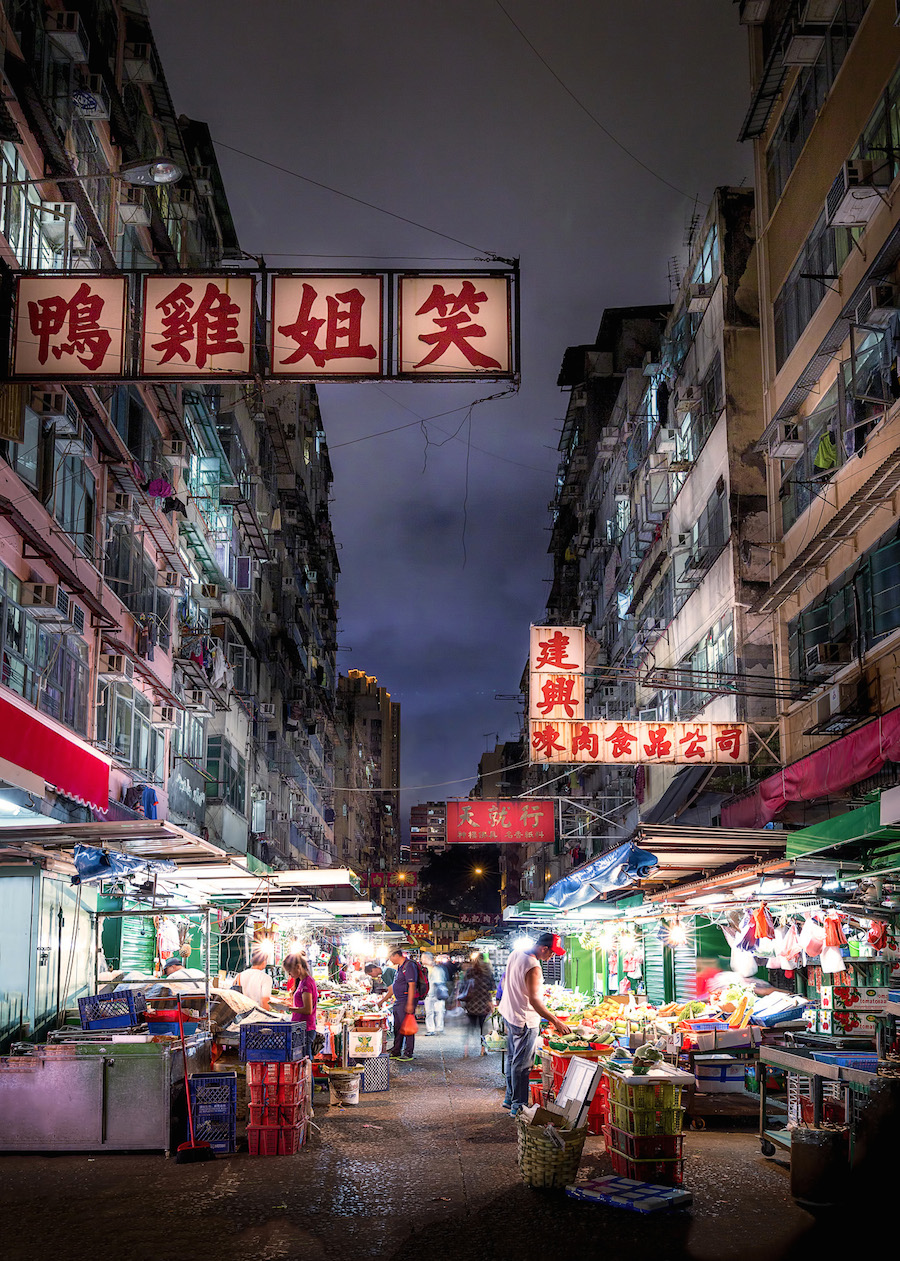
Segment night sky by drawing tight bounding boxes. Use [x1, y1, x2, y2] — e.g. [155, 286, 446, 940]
[150, 1, 751, 829]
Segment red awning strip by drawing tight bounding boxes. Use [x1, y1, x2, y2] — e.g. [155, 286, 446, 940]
[0, 690, 110, 813]
[721, 707, 900, 829]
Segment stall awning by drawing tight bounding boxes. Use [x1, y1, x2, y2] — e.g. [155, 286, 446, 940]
[641, 765, 713, 825]
[721, 707, 900, 829]
[634, 824, 787, 886]
[0, 689, 110, 812]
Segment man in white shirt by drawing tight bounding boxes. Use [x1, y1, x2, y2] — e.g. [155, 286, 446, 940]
[422, 951, 448, 1034]
[498, 932, 570, 1117]
[234, 947, 273, 1011]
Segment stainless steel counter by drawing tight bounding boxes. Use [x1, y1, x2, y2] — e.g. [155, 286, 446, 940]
[0, 1035, 211, 1153]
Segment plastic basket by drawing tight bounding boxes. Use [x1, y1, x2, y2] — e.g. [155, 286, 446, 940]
[809, 1052, 879, 1070]
[604, 1123, 684, 1161]
[609, 1100, 685, 1136]
[239, 1022, 307, 1062]
[279, 1123, 307, 1155]
[247, 1124, 281, 1156]
[606, 1072, 684, 1110]
[359, 1053, 390, 1093]
[78, 990, 146, 1030]
[191, 1111, 235, 1153]
[608, 1144, 684, 1186]
[248, 1103, 280, 1127]
[247, 1060, 309, 1088]
[249, 1080, 305, 1108]
[279, 1102, 307, 1127]
[786, 1076, 845, 1125]
[189, 1072, 237, 1109]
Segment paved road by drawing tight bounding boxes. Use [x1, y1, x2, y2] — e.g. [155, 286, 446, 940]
[0, 1023, 823, 1260]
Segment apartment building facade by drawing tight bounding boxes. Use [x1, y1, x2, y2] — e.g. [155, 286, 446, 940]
[0, 0, 338, 870]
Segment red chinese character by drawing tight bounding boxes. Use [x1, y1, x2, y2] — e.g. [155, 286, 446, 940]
[572, 724, 599, 758]
[413, 281, 501, 370]
[679, 727, 709, 759]
[532, 723, 566, 758]
[715, 726, 744, 761]
[537, 676, 578, 717]
[643, 725, 672, 759]
[605, 724, 638, 760]
[27, 281, 111, 371]
[534, 631, 579, 671]
[277, 283, 377, 367]
[152, 281, 245, 369]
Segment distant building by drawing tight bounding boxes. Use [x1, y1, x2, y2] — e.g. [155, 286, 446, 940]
[409, 800, 447, 863]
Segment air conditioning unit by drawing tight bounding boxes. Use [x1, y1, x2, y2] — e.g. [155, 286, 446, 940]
[99, 652, 134, 683]
[117, 185, 150, 227]
[32, 390, 79, 434]
[277, 811, 289, 822]
[657, 427, 678, 454]
[804, 642, 852, 675]
[73, 75, 110, 120]
[259, 703, 277, 720]
[648, 451, 668, 469]
[185, 688, 212, 714]
[152, 705, 177, 728]
[196, 583, 220, 605]
[639, 707, 659, 722]
[770, 419, 805, 460]
[21, 582, 60, 618]
[282, 577, 298, 594]
[675, 387, 698, 416]
[688, 281, 713, 313]
[70, 241, 102, 271]
[283, 508, 300, 526]
[858, 282, 899, 327]
[157, 570, 182, 593]
[162, 439, 188, 465]
[123, 42, 156, 83]
[828, 680, 860, 715]
[45, 10, 89, 61]
[614, 483, 630, 497]
[219, 485, 242, 504]
[107, 491, 136, 523]
[825, 160, 891, 228]
[193, 167, 215, 198]
[55, 419, 92, 461]
[644, 617, 666, 631]
[52, 587, 85, 635]
[284, 423, 298, 441]
[40, 202, 87, 249]
[739, 0, 770, 22]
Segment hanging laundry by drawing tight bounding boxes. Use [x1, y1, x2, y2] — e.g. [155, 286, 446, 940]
[124, 785, 145, 814]
[141, 784, 158, 821]
[813, 431, 837, 470]
[144, 476, 175, 499]
[210, 644, 227, 688]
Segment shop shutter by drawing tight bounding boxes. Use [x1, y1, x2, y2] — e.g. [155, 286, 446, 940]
[119, 907, 156, 972]
[673, 923, 697, 1002]
[642, 925, 666, 1006]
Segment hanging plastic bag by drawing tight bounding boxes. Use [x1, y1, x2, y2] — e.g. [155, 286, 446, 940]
[799, 913, 825, 960]
[780, 922, 803, 975]
[820, 912, 848, 975]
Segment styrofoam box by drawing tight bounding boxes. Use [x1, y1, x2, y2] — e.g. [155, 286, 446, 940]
[694, 1054, 745, 1082]
[695, 1028, 761, 1053]
[817, 1009, 880, 1036]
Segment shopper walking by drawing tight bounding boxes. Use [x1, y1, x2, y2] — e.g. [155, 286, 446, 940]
[460, 954, 495, 1056]
[283, 952, 318, 1059]
[386, 947, 420, 1062]
[497, 933, 570, 1117]
[422, 951, 448, 1034]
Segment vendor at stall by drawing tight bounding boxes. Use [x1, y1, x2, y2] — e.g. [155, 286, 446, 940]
[233, 947, 273, 1011]
[145, 955, 196, 996]
[283, 952, 318, 1058]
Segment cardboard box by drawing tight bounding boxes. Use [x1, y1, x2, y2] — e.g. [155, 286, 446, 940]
[695, 1027, 761, 1052]
[817, 1009, 881, 1035]
[819, 986, 888, 1013]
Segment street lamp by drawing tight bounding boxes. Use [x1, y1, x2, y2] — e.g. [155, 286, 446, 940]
[0, 156, 185, 191]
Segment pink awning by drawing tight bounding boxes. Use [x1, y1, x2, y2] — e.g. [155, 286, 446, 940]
[721, 707, 900, 828]
[0, 690, 110, 812]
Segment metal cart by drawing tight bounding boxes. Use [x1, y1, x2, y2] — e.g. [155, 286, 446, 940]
[758, 1045, 879, 1159]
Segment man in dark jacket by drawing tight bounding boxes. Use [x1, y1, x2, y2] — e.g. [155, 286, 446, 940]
[386, 948, 419, 1061]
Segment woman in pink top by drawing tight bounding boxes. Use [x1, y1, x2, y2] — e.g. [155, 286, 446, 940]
[283, 953, 318, 1059]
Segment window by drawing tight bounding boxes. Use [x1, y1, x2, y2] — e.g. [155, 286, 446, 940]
[173, 707, 205, 762]
[206, 735, 246, 814]
[2, 403, 41, 489]
[773, 214, 853, 370]
[95, 682, 166, 779]
[676, 612, 735, 718]
[105, 526, 172, 652]
[50, 451, 95, 560]
[691, 226, 720, 286]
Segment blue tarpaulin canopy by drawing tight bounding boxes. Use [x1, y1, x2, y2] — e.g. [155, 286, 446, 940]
[544, 842, 658, 910]
[71, 843, 177, 886]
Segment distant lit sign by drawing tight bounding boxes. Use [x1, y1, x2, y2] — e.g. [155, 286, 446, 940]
[270, 274, 383, 376]
[13, 275, 127, 377]
[398, 275, 511, 376]
[529, 721, 749, 765]
[446, 799, 555, 844]
[141, 275, 255, 377]
[529, 625, 586, 723]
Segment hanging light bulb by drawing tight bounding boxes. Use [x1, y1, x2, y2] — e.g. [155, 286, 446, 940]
[667, 916, 688, 947]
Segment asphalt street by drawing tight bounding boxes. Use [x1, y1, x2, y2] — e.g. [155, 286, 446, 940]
[0, 1022, 827, 1261]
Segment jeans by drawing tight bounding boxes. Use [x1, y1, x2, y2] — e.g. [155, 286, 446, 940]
[424, 993, 446, 1032]
[504, 1019, 539, 1110]
[389, 1001, 415, 1057]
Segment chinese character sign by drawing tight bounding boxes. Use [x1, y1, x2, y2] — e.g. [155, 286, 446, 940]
[528, 721, 748, 765]
[141, 276, 255, 376]
[398, 275, 510, 375]
[529, 625, 585, 722]
[14, 276, 127, 377]
[270, 275, 383, 376]
[446, 799, 555, 844]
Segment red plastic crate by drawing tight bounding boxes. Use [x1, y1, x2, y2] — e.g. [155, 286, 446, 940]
[604, 1123, 684, 1161]
[278, 1123, 306, 1155]
[248, 1104, 280, 1127]
[247, 1060, 309, 1088]
[586, 1086, 609, 1137]
[608, 1144, 684, 1185]
[530, 1085, 544, 1107]
[279, 1102, 307, 1127]
[247, 1125, 282, 1156]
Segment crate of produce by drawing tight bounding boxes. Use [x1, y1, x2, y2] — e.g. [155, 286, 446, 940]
[78, 990, 146, 1030]
[606, 1072, 684, 1110]
[603, 1122, 684, 1161]
[239, 1021, 307, 1062]
[609, 1100, 685, 1136]
[608, 1143, 684, 1186]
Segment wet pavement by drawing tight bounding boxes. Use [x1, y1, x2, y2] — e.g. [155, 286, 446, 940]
[0, 1022, 826, 1260]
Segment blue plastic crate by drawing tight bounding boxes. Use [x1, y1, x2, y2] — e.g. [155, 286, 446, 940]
[239, 1021, 307, 1062]
[809, 1052, 879, 1070]
[190, 1110, 235, 1154]
[189, 1072, 238, 1108]
[78, 990, 147, 1030]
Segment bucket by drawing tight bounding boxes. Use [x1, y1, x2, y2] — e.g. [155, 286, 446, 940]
[328, 1072, 361, 1106]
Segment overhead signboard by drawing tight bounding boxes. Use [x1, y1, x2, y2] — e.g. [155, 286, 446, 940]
[529, 720, 749, 765]
[9, 268, 518, 383]
[529, 624, 586, 723]
[446, 799, 555, 844]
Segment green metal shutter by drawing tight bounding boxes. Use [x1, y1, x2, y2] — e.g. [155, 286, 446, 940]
[119, 906, 156, 972]
[642, 926, 666, 1006]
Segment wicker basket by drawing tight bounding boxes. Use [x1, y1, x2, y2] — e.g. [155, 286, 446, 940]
[516, 1120, 588, 1189]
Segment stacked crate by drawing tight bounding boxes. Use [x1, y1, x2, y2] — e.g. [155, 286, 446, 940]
[603, 1071, 686, 1186]
[246, 1060, 312, 1155]
[188, 1072, 237, 1153]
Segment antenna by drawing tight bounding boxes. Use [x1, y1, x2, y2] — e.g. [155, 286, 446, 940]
[683, 196, 702, 250]
[666, 255, 682, 299]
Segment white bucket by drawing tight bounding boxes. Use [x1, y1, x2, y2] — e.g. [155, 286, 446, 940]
[328, 1072, 360, 1106]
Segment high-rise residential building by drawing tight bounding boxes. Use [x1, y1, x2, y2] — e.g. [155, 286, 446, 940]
[0, 1, 338, 872]
[723, 0, 900, 844]
[409, 800, 446, 863]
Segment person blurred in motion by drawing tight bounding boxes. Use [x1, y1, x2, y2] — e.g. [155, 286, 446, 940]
[422, 951, 448, 1034]
[460, 953, 495, 1056]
